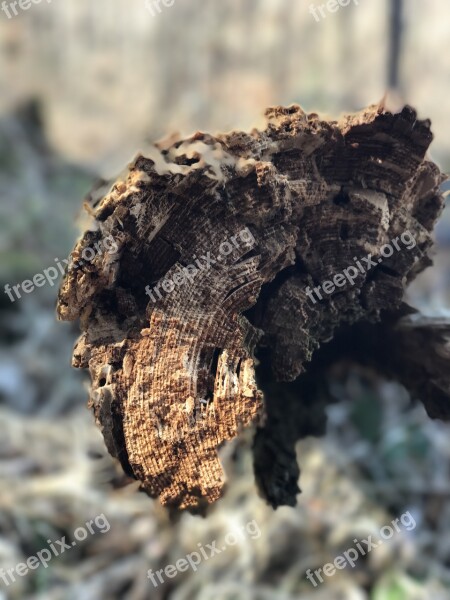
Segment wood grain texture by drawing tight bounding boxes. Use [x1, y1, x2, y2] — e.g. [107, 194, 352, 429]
[57, 104, 447, 510]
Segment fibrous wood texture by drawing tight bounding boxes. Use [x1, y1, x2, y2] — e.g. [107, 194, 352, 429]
[57, 104, 449, 511]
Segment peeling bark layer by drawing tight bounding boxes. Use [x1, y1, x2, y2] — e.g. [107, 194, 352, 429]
[57, 104, 448, 510]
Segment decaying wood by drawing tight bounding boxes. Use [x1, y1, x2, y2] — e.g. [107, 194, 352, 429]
[57, 103, 449, 511]
[253, 303, 450, 508]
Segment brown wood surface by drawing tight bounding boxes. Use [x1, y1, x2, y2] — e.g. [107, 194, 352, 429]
[57, 104, 448, 511]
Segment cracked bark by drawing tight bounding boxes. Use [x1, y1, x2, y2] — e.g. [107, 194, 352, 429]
[57, 103, 449, 511]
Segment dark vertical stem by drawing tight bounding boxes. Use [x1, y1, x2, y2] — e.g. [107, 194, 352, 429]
[388, 0, 403, 90]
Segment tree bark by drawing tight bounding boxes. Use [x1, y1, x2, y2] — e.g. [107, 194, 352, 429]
[57, 103, 449, 511]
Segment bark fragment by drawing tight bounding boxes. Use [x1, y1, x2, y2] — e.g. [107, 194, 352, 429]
[57, 104, 448, 510]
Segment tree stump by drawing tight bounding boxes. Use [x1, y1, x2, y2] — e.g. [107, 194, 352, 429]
[57, 103, 450, 512]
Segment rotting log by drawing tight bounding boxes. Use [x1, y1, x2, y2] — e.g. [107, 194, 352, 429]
[57, 104, 450, 512]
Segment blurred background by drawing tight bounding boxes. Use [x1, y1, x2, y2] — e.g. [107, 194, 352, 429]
[0, 1, 450, 598]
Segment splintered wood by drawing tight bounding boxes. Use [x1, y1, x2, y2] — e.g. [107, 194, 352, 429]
[57, 104, 448, 511]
